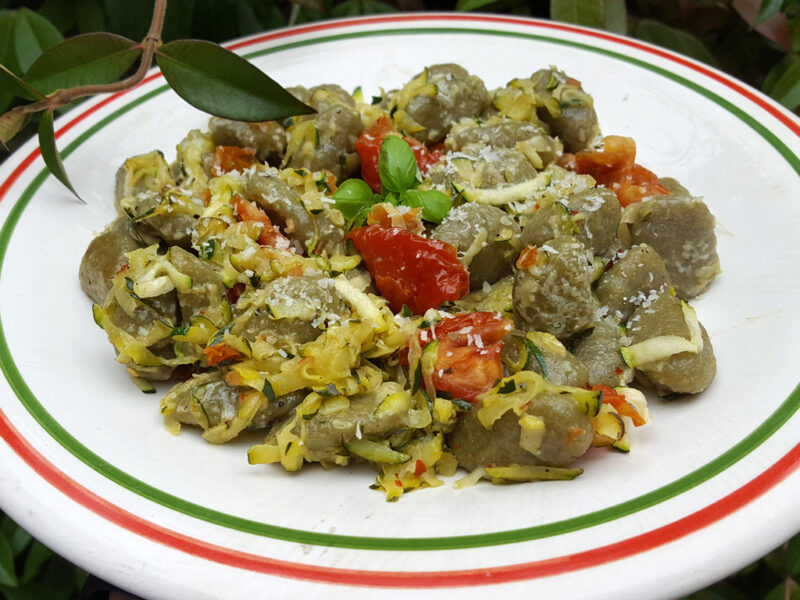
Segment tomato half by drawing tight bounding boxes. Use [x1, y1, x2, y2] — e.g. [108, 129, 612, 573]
[569, 135, 670, 207]
[355, 116, 443, 193]
[422, 312, 513, 402]
[346, 224, 469, 314]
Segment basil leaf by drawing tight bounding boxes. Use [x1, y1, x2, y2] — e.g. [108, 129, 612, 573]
[400, 189, 452, 223]
[332, 178, 375, 219]
[378, 135, 419, 193]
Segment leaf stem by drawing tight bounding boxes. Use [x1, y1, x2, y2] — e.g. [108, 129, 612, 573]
[5, 0, 167, 120]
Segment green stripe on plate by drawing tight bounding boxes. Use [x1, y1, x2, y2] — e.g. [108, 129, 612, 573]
[0, 27, 798, 551]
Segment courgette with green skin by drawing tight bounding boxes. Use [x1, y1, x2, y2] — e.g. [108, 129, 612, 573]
[344, 438, 411, 464]
[485, 465, 583, 483]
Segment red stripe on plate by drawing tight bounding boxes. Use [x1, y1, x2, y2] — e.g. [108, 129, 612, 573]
[0, 406, 798, 586]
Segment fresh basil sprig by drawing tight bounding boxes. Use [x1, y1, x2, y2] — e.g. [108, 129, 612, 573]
[332, 178, 376, 220]
[333, 134, 452, 227]
[399, 189, 451, 223]
[379, 134, 420, 192]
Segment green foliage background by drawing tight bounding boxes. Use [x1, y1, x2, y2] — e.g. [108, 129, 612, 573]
[0, 0, 798, 598]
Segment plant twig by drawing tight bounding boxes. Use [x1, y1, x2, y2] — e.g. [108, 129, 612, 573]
[4, 0, 167, 121]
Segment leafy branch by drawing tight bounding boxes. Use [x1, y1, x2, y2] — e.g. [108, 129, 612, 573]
[0, 0, 313, 200]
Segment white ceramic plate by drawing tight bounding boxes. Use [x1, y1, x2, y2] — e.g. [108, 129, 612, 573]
[1, 15, 799, 600]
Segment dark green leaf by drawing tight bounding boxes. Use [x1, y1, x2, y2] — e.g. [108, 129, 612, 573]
[766, 57, 800, 110]
[24, 33, 140, 96]
[190, 0, 241, 43]
[243, 0, 286, 30]
[754, 0, 784, 27]
[0, 10, 22, 75]
[156, 39, 314, 122]
[685, 583, 750, 600]
[0, 516, 32, 558]
[292, 0, 326, 12]
[76, 0, 106, 33]
[0, 528, 18, 587]
[331, 0, 395, 17]
[602, 0, 627, 34]
[232, 0, 267, 36]
[20, 540, 52, 585]
[31, 552, 76, 594]
[2, 581, 73, 600]
[550, 0, 603, 29]
[36, 0, 77, 34]
[38, 109, 82, 201]
[102, 0, 152, 39]
[765, 580, 800, 600]
[0, 64, 44, 101]
[333, 178, 376, 219]
[635, 19, 717, 66]
[399, 189, 452, 223]
[162, 0, 198, 41]
[455, 0, 500, 12]
[262, 379, 275, 401]
[74, 568, 88, 590]
[0, 109, 31, 148]
[378, 135, 418, 193]
[13, 8, 63, 73]
[763, 55, 797, 95]
[788, 533, 800, 577]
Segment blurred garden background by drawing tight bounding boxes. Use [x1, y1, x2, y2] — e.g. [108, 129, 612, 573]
[0, 0, 799, 598]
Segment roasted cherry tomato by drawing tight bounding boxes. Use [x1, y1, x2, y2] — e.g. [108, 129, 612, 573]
[232, 194, 291, 249]
[346, 224, 469, 314]
[212, 145, 256, 177]
[566, 135, 670, 207]
[422, 312, 513, 402]
[204, 342, 243, 367]
[355, 116, 443, 193]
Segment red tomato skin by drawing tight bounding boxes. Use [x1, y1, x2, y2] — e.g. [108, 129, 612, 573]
[355, 117, 443, 193]
[572, 135, 670, 207]
[346, 225, 469, 314]
[433, 342, 504, 402]
[422, 312, 513, 402]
